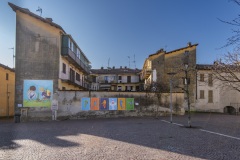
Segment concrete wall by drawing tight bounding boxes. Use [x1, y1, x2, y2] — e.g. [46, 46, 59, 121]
[15, 11, 61, 113]
[24, 91, 185, 121]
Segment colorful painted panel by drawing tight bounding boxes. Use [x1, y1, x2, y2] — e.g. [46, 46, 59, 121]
[91, 97, 99, 110]
[118, 98, 126, 110]
[126, 98, 134, 110]
[100, 98, 109, 110]
[23, 80, 53, 107]
[109, 98, 117, 110]
[81, 97, 90, 110]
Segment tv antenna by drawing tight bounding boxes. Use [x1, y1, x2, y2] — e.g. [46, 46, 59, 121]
[133, 54, 136, 69]
[127, 56, 130, 68]
[36, 7, 42, 16]
[108, 58, 110, 69]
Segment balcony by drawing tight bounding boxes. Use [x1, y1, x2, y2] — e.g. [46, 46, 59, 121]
[60, 73, 89, 90]
[61, 47, 90, 74]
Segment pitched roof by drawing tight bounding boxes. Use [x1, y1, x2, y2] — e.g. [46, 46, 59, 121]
[0, 63, 15, 72]
[149, 43, 198, 57]
[8, 2, 66, 33]
[91, 67, 141, 74]
[196, 64, 213, 70]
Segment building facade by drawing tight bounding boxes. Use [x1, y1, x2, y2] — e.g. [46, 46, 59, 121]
[195, 64, 240, 113]
[90, 67, 142, 91]
[0, 64, 15, 117]
[9, 3, 91, 112]
[141, 43, 198, 106]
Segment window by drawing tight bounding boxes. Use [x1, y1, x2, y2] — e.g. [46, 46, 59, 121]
[200, 74, 204, 82]
[6, 73, 9, 80]
[62, 63, 66, 74]
[208, 90, 213, 103]
[208, 74, 213, 86]
[76, 73, 80, 81]
[200, 90, 204, 99]
[62, 87, 66, 90]
[92, 76, 96, 83]
[104, 76, 108, 83]
[127, 76, 131, 83]
[70, 68, 75, 82]
[118, 76, 122, 80]
[136, 86, 139, 91]
[69, 40, 72, 50]
[118, 86, 122, 91]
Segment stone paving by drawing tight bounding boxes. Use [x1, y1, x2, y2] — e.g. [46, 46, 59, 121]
[0, 113, 240, 160]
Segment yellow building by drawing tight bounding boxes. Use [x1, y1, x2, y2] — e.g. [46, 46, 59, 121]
[0, 64, 15, 117]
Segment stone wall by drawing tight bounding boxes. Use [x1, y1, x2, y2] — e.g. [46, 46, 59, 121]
[24, 91, 185, 121]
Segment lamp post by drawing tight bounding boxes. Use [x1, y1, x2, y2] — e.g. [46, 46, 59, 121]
[184, 63, 191, 128]
[167, 72, 176, 123]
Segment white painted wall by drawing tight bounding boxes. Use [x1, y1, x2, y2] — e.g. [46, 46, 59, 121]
[195, 70, 240, 112]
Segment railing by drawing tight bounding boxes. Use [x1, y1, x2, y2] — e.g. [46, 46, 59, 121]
[61, 47, 90, 74]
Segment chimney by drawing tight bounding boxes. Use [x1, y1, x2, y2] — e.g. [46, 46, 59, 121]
[187, 42, 192, 47]
[46, 18, 53, 22]
[125, 66, 127, 69]
[120, 66, 122, 69]
[101, 67, 104, 69]
[113, 66, 115, 69]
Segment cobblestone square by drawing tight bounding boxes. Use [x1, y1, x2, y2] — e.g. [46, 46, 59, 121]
[0, 113, 240, 160]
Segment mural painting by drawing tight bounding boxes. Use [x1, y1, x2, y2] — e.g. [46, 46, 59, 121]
[109, 98, 117, 110]
[100, 98, 109, 110]
[81, 97, 90, 110]
[118, 98, 126, 110]
[126, 98, 134, 110]
[81, 97, 134, 111]
[91, 97, 99, 110]
[23, 80, 53, 107]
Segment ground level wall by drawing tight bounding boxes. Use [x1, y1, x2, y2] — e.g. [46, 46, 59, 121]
[21, 91, 185, 121]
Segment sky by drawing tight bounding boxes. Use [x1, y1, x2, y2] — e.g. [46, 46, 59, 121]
[0, 0, 239, 69]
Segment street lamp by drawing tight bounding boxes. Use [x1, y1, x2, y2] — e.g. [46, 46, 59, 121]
[167, 72, 176, 123]
[184, 58, 191, 128]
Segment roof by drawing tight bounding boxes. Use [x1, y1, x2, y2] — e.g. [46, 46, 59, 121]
[0, 63, 15, 72]
[149, 43, 198, 57]
[90, 67, 141, 75]
[8, 2, 66, 33]
[196, 64, 213, 70]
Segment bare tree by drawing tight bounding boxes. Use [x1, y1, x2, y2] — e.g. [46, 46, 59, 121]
[213, 0, 240, 92]
[219, 0, 240, 49]
[212, 54, 240, 92]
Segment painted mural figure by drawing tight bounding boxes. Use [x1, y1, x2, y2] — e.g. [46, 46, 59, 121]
[120, 99, 123, 109]
[110, 100, 115, 107]
[84, 100, 88, 108]
[27, 86, 36, 100]
[109, 99, 117, 110]
[102, 100, 107, 108]
[23, 80, 53, 107]
[40, 87, 51, 100]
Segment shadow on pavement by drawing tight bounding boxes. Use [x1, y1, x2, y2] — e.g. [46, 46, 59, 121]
[1, 113, 240, 159]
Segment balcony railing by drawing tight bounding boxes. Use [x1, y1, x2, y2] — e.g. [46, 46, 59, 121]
[61, 73, 90, 90]
[61, 47, 90, 74]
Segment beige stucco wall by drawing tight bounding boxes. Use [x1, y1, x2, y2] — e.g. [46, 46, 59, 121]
[195, 70, 240, 113]
[0, 67, 15, 117]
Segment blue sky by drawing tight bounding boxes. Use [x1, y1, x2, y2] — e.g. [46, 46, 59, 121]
[0, 0, 239, 69]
